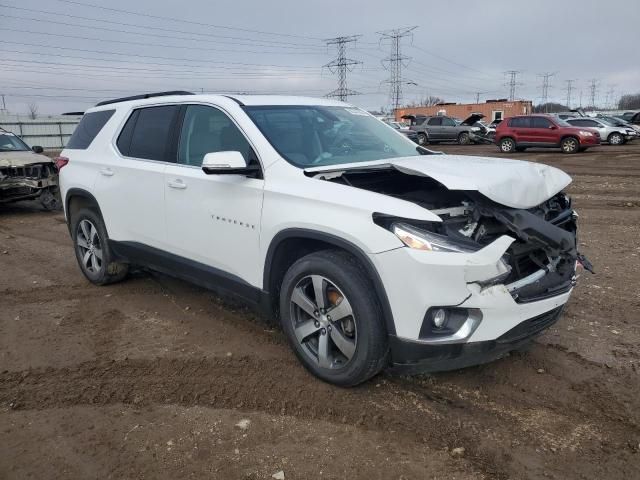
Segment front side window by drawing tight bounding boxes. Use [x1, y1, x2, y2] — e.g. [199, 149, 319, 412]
[0, 132, 30, 151]
[178, 105, 253, 166]
[441, 117, 456, 127]
[532, 117, 553, 128]
[118, 105, 179, 161]
[244, 105, 426, 167]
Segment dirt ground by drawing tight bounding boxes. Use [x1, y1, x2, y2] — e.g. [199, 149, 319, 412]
[1, 142, 639, 480]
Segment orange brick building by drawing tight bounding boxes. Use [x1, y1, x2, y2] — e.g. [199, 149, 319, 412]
[395, 100, 533, 123]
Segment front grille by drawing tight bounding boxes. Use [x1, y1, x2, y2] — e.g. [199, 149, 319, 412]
[496, 306, 563, 344]
[0, 163, 51, 180]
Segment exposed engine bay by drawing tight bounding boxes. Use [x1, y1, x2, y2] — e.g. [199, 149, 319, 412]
[319, 167, 594, 302]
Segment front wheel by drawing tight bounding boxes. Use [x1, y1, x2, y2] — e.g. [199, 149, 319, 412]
[71, 208, 129, 285]
[561, 136, 579, 154]
[608, 132, 624, 145]
[279, 250, 388, 386]
[457, 132, 471, 145]
[499, 137, 516, 153]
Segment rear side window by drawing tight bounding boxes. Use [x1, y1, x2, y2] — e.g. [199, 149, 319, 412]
[117, 105, 180, 161]
[508, 117, 531, 128]
[427, 117, 442, 126]
[66, 109, 115, 149]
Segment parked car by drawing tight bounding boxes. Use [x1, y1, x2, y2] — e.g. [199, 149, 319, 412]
[401, 113, 480, 145]
[384, 120, 419, 143]
[0, 128, 59, 209]
[566, 117, 637, 145]
[620, 111, 640, 125]
[58, 92, 591, 386]
[495, 114, 600, 154]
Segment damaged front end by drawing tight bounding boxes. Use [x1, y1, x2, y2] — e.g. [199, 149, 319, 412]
[322, 167, 593, 302]
[0, 161, 59, 210]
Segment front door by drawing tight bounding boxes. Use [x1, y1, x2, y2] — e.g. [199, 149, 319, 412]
[530, 116, 559, 145]
[440, 116, 458, 141]
[164, 104, 265, 286]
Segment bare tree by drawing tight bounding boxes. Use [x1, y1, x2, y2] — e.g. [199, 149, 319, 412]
[27, 103, 39, 119]
[618, 93, 640, 110]
[404, 95, 445, 108]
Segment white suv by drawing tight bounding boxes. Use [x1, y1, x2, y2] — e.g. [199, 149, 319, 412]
[58, 92, 590, 386]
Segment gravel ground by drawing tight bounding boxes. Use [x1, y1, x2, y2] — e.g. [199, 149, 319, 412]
[1, 142, 639, 479]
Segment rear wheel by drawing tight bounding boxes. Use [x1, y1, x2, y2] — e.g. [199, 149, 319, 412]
[279, 250, 388, 386]
[608, 132, 624, 145]
[457, 132, 471, 145]
[416, 133, 428, 146]
[499, 137, 516, 153]
[561, 136, 579, 154]
[71, 208, 128, 285]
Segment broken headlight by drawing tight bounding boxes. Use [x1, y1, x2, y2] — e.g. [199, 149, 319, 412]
[392, 222, 480, 253]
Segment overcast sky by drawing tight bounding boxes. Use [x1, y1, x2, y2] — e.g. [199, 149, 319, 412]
[1, 0, 639, 115]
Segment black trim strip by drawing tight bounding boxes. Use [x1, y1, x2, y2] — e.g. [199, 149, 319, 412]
[222, 95, 245, 107]
[109, 240, 266, 307]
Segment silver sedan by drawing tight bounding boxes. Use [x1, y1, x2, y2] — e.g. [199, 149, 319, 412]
[566, 117, 637, 145]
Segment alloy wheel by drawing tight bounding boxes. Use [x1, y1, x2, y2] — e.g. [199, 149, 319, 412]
[289, 275, 357, 370]
[562, 138, 578, 153]
[501, 139, 514, 152]
[609, 133, 623, 145]
[76, 219, 103, 274]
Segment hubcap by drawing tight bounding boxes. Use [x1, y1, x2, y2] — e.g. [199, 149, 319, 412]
[611, 135, 621, 144]
[76, 219, 103, 274]
[289, 275, 356, 370]
[502, 140, 513, 151]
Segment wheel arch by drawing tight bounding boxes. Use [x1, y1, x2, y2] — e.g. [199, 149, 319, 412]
[263, 228, 396, 336]
[64, 188, 104, 233]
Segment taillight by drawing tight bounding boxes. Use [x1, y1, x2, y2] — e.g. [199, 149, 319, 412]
[54, 156, 69, 171]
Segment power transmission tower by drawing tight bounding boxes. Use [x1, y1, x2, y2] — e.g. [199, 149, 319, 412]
[0, 94, 6, 112]
[604, 85, 616, 109]
[504, 71, 522, 101]
[588, 79, 599, 109]
[323, 35, 362, 101]
[537, 72, 555, 112]
[564, 79, 576, 109]
[378, 26, 417, 112]
[474, 92, 487, 104]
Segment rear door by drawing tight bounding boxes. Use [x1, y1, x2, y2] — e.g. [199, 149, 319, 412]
[163, 104, 264, 285]
[93, 104, 180, 249]
[508, 117, 532, 143]
[425, 117, 443, 140]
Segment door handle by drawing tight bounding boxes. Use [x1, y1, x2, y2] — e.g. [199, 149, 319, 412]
[99, 167, 114, 177]
[167, 179, 187, 190]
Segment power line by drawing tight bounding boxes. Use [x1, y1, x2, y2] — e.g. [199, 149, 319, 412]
[379, 26, 417, 111]
[564, 79, 576, 109]
[49, 0, 323, 42]
[504, 70, 522, 101]
[323, 35, 362, 101]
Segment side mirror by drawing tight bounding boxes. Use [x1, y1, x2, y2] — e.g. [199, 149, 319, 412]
[32, 145, 44, 153]
[201, 151, 260, 177]
[548, 125, 557, 130]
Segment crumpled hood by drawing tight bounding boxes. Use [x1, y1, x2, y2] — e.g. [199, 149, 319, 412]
[0, 151, 52, 168]
[305, 155, 572, 209]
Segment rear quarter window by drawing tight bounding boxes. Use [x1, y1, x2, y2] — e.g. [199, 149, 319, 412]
[66, 109, 115, 149]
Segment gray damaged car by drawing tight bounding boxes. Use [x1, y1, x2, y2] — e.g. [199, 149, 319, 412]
[0, 129, 59, 210]
[401, 113, 494, 146]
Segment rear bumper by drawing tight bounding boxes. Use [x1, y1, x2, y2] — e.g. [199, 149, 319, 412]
[389, 305, 564, 373]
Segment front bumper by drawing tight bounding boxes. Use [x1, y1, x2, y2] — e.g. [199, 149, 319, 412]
[389, 306, 564, 372]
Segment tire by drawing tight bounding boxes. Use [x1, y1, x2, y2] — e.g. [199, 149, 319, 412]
[416, 133, 428, 146]
[39, 188, 60, 211]
[71, 208, 129, 285]
[499, 137, 516, 153]
[279, 250, 388, 386]
[457, 132, 471, 145]
[560, 136, 579, 154]
[608, 132, 624, 145]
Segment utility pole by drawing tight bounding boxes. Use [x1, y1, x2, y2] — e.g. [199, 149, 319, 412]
[474, 92, 487, 104]
[0, 94, 6, 112]
[378, 26, 417, 112]
[323, 35, 362, 101]
[564, 79, 576, 109]
[538, 72, 555, 112]
[588, 79, 598, 109]
[504, 71, 522, 101]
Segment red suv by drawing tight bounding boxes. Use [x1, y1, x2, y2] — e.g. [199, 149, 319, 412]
[495, 114, 600, 154]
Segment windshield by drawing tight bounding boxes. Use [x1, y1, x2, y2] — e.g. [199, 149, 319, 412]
[0, 132, 30, 152]
[244, 105, 426, 167]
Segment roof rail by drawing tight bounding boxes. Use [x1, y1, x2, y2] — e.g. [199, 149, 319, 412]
[95, 91, 194, 107]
